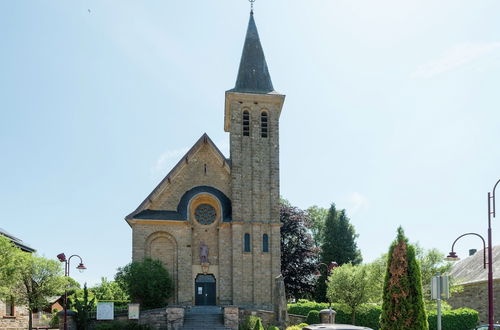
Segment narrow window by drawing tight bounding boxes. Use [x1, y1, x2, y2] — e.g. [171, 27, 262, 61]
[261, 111, 268, 138]
[244, 233, 251, 252]
[5, 296, 15, 316]
[262, 234, 269, 253]
[243, 110, 250, 136]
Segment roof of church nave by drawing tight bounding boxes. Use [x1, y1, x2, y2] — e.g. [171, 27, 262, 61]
[125, 133, 230, 222]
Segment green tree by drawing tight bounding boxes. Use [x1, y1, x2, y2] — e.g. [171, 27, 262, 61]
[69, 283, 95, 330]
[366, 246, 459, 307]
[316, 204, 362, 302]
[91, 277, 129, 301]
[327, 263, 372, 325]
[115, 258, 173, 309]
[0, 235, 24, 295]
[306, 205, 328, 247]
[365, 255, 387, 304]
[11, 254, 66, 330]
[380, 227, 428, 330]
[280, 201, 319, 299]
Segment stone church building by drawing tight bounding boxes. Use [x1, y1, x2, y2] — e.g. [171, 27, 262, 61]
[125, 11, 285, 310]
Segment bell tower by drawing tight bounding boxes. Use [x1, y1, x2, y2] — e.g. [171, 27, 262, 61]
[225, 10, 285, 308]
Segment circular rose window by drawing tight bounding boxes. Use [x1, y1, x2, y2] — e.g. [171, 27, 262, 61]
[194, 204, 217, 225]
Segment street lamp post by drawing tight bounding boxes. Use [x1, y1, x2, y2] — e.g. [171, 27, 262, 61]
[447, 179, 499, 330]
[57, 253, 86, 330]
[487, 180, 499, 330]
[315, 262, 338, 308]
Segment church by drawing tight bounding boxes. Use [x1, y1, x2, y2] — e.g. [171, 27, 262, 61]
[125, 10, 285, 310]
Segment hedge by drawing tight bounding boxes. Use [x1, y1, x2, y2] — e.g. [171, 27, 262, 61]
[427, 308, 479, 330]
[305, 310, 320, 325]
[288, 301, 381, 329]
[288, 301, 478, 330]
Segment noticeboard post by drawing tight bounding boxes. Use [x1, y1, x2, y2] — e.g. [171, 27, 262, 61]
[96, 302, 114, 321]
[431, 273, 450, 330]
[128, 303, 140, 320]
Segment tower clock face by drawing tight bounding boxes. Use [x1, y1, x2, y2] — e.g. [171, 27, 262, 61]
[194, 204, 217, 225]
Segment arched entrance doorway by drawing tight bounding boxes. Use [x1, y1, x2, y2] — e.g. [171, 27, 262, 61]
[195, 274, 216, 305]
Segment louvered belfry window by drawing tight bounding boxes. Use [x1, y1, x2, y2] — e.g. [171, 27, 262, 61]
[243, 110, 250, 136]
[261, 111, 268, 138]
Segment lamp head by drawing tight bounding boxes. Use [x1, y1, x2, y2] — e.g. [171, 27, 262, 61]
[57, 253, 66, 262]
[328, 261, 339, 273]
[445, 251, 460, 261]
[76, 263, 87, 273]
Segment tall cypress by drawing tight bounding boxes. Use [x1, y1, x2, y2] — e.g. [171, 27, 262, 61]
[315, 204, 362, 302]
[380, 227, 428, 330]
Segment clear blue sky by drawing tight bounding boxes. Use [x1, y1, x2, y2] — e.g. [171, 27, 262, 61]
[1, 0, 499, 286]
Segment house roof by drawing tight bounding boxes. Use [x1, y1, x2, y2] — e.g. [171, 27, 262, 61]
[228, 11, 275, 94]
[448, 245, 500, 285]
[0, 227, 36, 253]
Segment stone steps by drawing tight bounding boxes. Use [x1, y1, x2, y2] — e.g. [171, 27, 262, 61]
[180, 306, 231, 330]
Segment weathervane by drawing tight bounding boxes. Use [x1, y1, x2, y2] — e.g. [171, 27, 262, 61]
[249, 0, 255, 12]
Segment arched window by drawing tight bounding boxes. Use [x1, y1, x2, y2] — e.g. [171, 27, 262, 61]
[243, 110, 250, 136]
[244, 233, 251, 252]
[261, 111, 268, 138]
[262, 234, 269, 253]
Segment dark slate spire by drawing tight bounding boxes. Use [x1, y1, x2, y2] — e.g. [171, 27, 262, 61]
[231, 11, 275, 94]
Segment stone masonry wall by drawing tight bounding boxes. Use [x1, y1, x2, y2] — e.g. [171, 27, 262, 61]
[151, 143, 231, 211]
[448, 279, 500, 324]
[0, 299, 29, 330]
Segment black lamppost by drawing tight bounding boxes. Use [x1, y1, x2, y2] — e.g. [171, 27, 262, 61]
[57, 253, 86, 330]
[315, 261, 339, 307]
[447, 179, 499, 330]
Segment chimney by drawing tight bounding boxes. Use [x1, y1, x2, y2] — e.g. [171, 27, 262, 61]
[469, 249, 477, 256]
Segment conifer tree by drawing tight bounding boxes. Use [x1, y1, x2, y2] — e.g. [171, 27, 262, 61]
[380, 227, 428, 330]
[315, 204, 362, 302]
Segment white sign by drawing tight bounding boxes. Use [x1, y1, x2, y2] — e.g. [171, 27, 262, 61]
[128, 304, 140, 320]
[97, 302, 114, 320]
[431, 275, 450, 300]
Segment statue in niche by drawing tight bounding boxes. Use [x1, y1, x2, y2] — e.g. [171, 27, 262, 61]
[199, 241, 209, 264]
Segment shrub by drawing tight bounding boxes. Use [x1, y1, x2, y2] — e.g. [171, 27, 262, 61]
[288, 300, 381, 329]
[94, 321, 152, 330]
[287, 301, 329, 316]
[70, 284, 95, 330]
[49, 309, 60, 328]
[427, 308, 479, 330]
[253, 318, 264, 330]
[239, 316, 263, 330]
[115, 258, 173, 309]
[305, 310, 320, 324]
[286, 324, 308, 330]
[267, 326, 280, 330]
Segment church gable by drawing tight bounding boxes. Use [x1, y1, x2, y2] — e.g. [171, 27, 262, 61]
[126, 134, 231, 223]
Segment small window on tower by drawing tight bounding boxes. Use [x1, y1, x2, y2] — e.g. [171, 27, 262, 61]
[261, 111, 268, 138]
[262, 234, 269, 253]
[244, 233, 251, 252]
[243, 110, 250, 136]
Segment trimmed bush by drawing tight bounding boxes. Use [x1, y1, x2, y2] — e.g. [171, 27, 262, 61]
[288, 300, 479, 330]
[286, 324, 309, 330]
[288, 301, 381, 329]
[305, 310, 320, 325]
[427, 308, 479, 330]
[288, 301, 329, 316]
[240, 316, 263, 330]
[253, 318, 264, 330]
